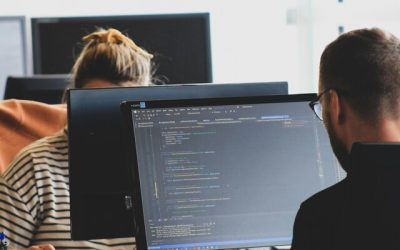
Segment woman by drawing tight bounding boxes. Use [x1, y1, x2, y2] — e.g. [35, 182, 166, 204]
[0, 28, 153, 249]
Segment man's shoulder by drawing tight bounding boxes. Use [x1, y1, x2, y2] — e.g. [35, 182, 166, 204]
[301, 178, 348, 211]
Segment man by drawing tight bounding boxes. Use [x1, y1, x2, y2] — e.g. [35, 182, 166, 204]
[291, 28, 400, 249]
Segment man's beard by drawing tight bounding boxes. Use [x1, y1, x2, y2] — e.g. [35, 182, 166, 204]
[325, 115, 351, 172]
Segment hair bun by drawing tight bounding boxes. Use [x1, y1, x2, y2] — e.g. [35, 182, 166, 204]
[82, 28, 124, 44]
[82, 28, 153, 59]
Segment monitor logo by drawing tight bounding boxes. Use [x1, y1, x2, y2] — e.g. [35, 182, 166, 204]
[140, 102, 146, 109]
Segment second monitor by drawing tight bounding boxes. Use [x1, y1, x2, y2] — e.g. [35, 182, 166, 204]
[32, 13, 212, 84]
[4, 75, 69, 104]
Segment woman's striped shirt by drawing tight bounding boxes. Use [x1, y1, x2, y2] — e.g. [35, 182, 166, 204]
[0, 129, 135, 249]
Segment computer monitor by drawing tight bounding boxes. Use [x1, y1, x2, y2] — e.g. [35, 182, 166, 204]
[4, 75, 70, 104]
[31, 13, 212, 84]
[67, 82, 288, 240]
[121, 94, 344, 249]
[0, 16, 27, 99]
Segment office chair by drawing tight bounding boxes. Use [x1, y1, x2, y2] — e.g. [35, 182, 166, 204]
[4, 74, 70, 104]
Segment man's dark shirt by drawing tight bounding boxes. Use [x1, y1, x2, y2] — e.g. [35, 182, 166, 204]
[291, 143, 400, 250]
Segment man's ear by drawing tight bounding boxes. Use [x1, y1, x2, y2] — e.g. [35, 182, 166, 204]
[327, 89, 344, 126]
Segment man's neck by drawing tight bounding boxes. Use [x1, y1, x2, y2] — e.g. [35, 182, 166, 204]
[350, 118, 400, 146]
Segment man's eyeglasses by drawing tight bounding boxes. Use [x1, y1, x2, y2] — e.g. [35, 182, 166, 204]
[309, 88, 331, 121]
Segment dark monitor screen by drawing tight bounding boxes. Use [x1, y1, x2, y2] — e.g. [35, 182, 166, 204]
[67, 82, 288, 240]
[31, 13, 212, 84]
[4, 75, 69, 104]
[122, 94, 345, 249]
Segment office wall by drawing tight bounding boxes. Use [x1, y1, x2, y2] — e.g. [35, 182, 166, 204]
[0, 0, 314, 94]
[1, 0, 400, 95]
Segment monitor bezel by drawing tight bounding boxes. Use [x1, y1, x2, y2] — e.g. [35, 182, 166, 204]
[31, 13, 213, 83]
[121, 93, 316, 250]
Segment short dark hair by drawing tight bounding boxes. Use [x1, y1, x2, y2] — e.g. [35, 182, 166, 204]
[319, 28, 400, 120]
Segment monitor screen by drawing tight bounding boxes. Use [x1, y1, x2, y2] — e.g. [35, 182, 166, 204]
[31, 13, 212, 84]
[4, 75, 69, 104]
[122, 94, 345, 249]
[0, 16, 26, 99]
[67, 82, 288, 240]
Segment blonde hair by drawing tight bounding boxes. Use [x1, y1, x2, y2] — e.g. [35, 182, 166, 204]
[71, 28, 153, 88]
